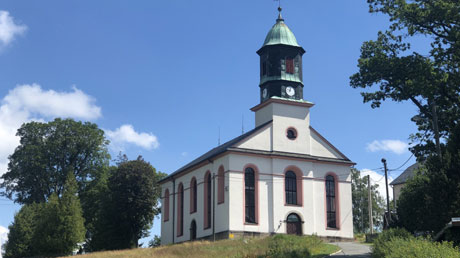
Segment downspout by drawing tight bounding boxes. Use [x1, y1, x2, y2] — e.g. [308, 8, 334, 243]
[172, 177, 176, 244]
[212, 171, 216, 241]
[208, 159, 215, 241]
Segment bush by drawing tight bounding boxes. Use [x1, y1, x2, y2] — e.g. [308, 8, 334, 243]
[377, 238, 460, 258]
[265, 234, 323, 258]
[372, 228, 413, 257]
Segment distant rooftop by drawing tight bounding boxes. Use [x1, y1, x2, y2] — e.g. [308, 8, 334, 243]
[390, 163, 421, 186]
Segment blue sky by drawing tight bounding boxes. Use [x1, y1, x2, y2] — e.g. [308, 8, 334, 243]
[0, 0, 424, 248]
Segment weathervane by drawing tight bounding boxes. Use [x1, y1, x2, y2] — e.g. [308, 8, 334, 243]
[274, 0, 283, 20]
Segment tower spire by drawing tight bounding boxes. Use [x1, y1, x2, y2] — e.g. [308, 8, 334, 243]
[276, 0, 284, 21]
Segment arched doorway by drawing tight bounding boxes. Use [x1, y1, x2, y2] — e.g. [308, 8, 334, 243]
[190, 220, 197, 241]
[286, 213, 302, 235]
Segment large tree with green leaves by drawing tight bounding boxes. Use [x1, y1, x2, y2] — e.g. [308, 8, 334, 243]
[350, 0, 460, 158]
[84, 155, 166, 250]
[396, 124, 460, 238]
[32, 173, 86, 256]
[4, 173, 86, 257]
[3, 203, 41, 258]
[351, 169, 386, 233]
[0, 118, 110, 204]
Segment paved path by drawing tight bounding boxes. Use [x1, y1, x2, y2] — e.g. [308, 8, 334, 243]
[329, 242, 371, 258]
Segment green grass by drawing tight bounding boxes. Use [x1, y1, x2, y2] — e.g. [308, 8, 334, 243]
[76, 235, 340, 258]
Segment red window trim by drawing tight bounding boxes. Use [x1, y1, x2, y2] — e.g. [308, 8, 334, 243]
[164, 189, 170, 222]
[176, 183, 184, 237]
[203, 171, 212, 229]
[243, 164, 259, 225]
[283, 166, 303, 207]
[190, 177, 197, 214]
[217, 166, 225, 204]
[324, 172, 340, 230]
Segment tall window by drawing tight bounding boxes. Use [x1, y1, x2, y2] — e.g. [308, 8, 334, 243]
[177, 184, 184, 236]
[245, 167, 256, 223]
[164, 189, 170, 222]
[204, 172, 212, 229]
[286, 59, 294, 74]
[326, 175, 337, 228]
[190, 178, 197, 213]
[285, 171, 297, 205]
[218, 166, 225, 204]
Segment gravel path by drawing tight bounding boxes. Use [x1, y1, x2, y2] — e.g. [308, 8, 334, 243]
[329, 242, 371, 258]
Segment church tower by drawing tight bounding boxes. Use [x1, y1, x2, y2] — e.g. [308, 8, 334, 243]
[257, 8, 305, 103]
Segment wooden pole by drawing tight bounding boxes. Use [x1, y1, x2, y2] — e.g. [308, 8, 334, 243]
[368, 175, 373, 234]
[382, 158, 391, 228]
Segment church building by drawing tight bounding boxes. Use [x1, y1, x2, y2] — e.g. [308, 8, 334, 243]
[159, 8, 354, 244]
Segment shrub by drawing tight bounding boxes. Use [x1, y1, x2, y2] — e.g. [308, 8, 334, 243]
[372, 228, 413, 257]
[265, 234, 323, 258]
[378, 238, 460, 258]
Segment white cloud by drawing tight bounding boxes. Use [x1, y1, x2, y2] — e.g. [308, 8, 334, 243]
[0, 10, 27, 48]
[0, 84, 102, 177]
[106, 124, 159, 151]
[361, 169, 393, 200]
[181, 152, 188, 157]
[0, 225, 8, 258]
[4, 84, 101, 120]
[366, 140, 408, 155]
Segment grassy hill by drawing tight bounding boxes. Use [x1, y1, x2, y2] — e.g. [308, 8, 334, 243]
[77, 235, 340, 258]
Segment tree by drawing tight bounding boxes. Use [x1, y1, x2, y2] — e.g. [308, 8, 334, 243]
[3, 204, 41, 258]
[350, 0, 460, 158]
[4, 174, 86, 257]
[351, 169, 386, 233]
[32, 173, 86, 256]
[1, 118, 110, 204]
[148, 235, 161, 248]
[79, 166, 113, 252]
[87, 156, 166, 250]
[397, 124, 460, 236]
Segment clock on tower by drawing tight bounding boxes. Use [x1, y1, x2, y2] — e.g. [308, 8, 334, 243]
[257, 8, 305, 103]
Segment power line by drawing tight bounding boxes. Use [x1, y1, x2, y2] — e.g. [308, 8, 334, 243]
[388, 154, 414, 171]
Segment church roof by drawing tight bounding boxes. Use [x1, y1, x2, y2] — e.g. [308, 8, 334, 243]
[158, 120, 273, 183]
[159, 119, 354, 184]
[390, 163, 421, 186]
[262, 15, 300, 48]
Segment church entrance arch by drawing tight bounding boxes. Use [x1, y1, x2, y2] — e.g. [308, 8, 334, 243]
[190, 220, 197, 241]
[286, 213, 302, 235]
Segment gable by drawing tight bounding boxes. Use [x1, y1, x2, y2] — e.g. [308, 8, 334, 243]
[233, 123, 272, 151]
[309, 126, 349, 160]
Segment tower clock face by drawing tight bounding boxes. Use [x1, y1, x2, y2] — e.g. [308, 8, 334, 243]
[286, 86, 295, 97]
[262, 88, 268, 99]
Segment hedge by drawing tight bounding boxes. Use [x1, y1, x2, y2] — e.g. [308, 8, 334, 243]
[374, 238, 459, 258]
[372, 228, 460, 258]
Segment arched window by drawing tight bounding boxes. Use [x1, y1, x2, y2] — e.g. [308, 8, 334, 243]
[285, 171, 297, 205]
[177, 183, 184, 236]
[218, 166, 225, 204]
[204, 172, 212, 229]
[190, 178, 197, 213]
[245, 167, 257, 224]
[326, 175, 337, 228]
[164, 189, 170, 222]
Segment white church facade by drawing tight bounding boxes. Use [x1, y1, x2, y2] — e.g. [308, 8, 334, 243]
[159, 9, 354, 245]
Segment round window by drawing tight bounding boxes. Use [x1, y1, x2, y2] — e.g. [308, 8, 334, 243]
[286, 128, 297, 140]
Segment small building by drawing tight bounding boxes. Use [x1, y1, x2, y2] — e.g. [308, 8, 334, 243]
[159, 9, 355, 244]
[390, 163, 420, 202]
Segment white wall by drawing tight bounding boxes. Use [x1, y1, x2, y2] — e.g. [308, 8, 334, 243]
[160, 155, 230, 244]
[228, 153, 353, 239]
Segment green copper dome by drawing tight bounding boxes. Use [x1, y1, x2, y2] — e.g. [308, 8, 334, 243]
[262, 15, 300, 47]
